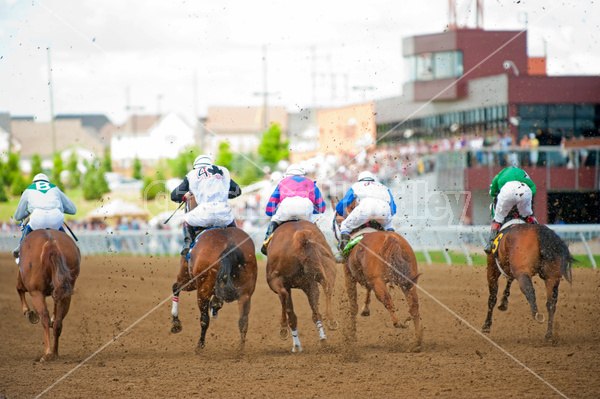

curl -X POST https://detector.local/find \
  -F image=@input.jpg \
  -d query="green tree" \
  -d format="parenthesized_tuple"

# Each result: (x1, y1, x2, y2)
(30, 154, 43, 178)
(0, 175, 9, 202)
(168, 145, 200, 178)
(142, 167, 166, 201)
(257, 123, 289, 165)
(230, 153, 262, 186)
(82, 160, 110, 200)
(132, 157, 142, 180)
(102, 149, 112, 172)
(67, 151, 81, 188)
(51, 153, 65, 190)
(11, 172, 28, 196)
(5, 152, 20, 186)
(215, 141, 234, 168)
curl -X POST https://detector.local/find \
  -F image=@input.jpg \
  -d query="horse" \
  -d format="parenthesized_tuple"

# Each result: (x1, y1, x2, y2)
(482, 221, 574, 340)
(170, 195, 257, 352)
(265, 220, 338, 352)
(16, 228, 81, 361)
(332, 200, 422, 351)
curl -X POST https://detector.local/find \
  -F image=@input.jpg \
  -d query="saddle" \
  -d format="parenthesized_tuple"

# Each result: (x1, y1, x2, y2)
(186, 226, 221, 262)
(342, 221, 385, 257)
(263, 219, 299, 250)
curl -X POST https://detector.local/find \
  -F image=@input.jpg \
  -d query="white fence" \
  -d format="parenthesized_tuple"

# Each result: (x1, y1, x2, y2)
(1, 224, 598, 268)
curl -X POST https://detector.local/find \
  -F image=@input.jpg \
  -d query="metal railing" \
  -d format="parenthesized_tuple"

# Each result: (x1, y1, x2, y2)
(2, 223, 597, 268)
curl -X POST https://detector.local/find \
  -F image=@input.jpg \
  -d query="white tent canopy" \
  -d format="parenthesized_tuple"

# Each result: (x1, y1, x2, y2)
(87, 198, 148, 220)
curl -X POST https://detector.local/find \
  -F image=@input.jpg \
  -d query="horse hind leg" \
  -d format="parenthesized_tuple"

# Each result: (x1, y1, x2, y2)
(237, 294, 252, 351)
(401, 283, 422, 352)
(498, 278, 514, 311)
(544, 278, 561, 340)
(275, 286, 301, 352)
(361, 289, 372, 317)
(303, 282, 327, 344)
(51, 295, 72, 359)
(17, 271, 39, 324)
(516, 274, 543, 323)
(371, 279, 404, 328)
(195, 297, 211, 353)
(482, 258, 501, 334)
(30, 292, 53, 361)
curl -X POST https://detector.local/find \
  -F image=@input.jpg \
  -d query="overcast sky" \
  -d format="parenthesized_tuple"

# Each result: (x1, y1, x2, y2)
(0, 0, 598, 125)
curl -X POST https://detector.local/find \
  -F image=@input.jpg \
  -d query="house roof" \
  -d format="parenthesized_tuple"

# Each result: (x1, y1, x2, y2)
(120, 114, 162, 133)
(55, 114, 113, 132)
(0, 112, 11, 134)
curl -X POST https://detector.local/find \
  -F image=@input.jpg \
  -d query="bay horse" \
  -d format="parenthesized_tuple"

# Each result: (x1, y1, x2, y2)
(16, 229, 80, 361)
(265, 220, 338, 352)
(332, 200, 421, 351)
(170, 204, 257, 352)
(482, 222, 574, 340)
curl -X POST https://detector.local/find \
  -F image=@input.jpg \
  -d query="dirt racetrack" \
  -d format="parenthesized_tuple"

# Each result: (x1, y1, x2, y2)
(1, 252, 599, 399)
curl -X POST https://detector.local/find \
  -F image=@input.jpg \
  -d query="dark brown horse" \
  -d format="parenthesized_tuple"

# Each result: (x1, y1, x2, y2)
(482, 223, 573, 339)
(343, 230, 422, 350)
(16, 229, 81, 361)
(171, 226, 257, 352)
(266, 220, 338, 352)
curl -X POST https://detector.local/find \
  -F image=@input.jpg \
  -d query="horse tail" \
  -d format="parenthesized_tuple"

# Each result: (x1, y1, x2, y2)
(215, 244, 245, 303)
(293, 230, 336, 276)
(380, 234, 419, 289)
(538, 225, 574, 285)
(41, 240, 74, 298)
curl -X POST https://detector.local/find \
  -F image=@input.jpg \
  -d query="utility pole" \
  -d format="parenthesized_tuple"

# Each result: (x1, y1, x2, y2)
(47, 47, 56, 154)
(125, 87, 144, 135)
(311, 45, 317, 108)
(262, 44, 268, 131)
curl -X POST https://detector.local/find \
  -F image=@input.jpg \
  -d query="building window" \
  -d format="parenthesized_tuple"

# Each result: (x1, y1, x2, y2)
(405, 51, 463, 82)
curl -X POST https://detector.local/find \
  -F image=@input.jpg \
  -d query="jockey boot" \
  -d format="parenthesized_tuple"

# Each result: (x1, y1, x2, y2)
(525, 215, 538, 225)
(484, 222, 502, 255)
(261, 221, 279, 256)
(180, 225, 194, 256)
(13, 225, 32, 258)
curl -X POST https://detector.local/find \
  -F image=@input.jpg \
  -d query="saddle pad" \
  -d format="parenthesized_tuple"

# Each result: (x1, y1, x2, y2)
(343, 235, 365, 257)
(350, 227, 379, 240)
(492, 220, 525, 256)
(187, 226, 220, 261)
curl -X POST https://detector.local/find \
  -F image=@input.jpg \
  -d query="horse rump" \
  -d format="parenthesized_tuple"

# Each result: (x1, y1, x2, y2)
(292, 230, 336, 270)
(214, 244, 246, 303)
(380, 234, 419, 289)
(537, 225, 574, 284)
(41, 240, 75, 298)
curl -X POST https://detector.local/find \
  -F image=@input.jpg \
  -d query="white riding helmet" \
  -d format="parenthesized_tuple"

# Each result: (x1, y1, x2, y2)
(285, 163, 306, 177)
(193, 154, 213, 169)
(33, 173, 49, 183)
(358, 171, 375, 182)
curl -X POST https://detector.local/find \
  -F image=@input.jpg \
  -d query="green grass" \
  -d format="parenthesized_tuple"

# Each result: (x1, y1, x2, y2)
(415, 250, 600, 268)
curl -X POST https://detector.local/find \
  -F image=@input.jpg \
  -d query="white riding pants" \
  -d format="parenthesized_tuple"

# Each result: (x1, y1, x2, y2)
(271, 196, 316, 224)
(340, 197, 392, 233)
(28, 208, 64, 230)
(494, 180, 533, 224)
(185, 201, 234, 227)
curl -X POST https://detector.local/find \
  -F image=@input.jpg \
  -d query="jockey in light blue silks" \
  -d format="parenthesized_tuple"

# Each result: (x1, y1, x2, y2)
(13, 173, 77, 259)
(335, 171, 397, 259)
(170, 154, 242, 256)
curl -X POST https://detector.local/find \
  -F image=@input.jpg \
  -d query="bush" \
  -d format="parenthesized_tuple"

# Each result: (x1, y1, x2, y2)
(133, 157, 142, 180)
(82, 161, 109, 200)
(30, 154, 43, 178)
(142, 168, 167, 201)
(11, 173, 28, 196)
(0, 175, 8, 202)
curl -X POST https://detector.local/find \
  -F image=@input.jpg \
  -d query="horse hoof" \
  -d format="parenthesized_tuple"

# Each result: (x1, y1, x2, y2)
(26, 311, 40, 324)
(360, 310, 370, 317)
(40, 353, 54, 362)
(171, 320, 182, 334)
(545, 332, 553, 340)
(394, 321, 408, 329)
(498, 303, 508, 312)
(482, 326, 491, 334)
(195, 344, 205, 354)
(292, 345, 303, 353)
(534, 312, 546, 324)
(327, 319, 339, 330)
(279, 327, 290, 341)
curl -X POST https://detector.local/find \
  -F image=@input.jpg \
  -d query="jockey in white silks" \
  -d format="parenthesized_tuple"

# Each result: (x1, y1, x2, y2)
(170, 154, 241, 256)
(13, 173, 77, 259)
(335, 171, 397, 258)
(260, 164, 326, 255)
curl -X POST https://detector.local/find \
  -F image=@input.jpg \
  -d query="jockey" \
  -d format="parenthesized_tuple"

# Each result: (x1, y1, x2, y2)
(170, 154, 241, 256)
(261, 163, 326, 255)
(13, 173, 76, 258)
(484, 166, 537, 255)
(335, 171, 397, 257)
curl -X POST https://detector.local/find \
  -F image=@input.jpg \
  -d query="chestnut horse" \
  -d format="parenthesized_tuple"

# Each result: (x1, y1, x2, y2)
(332, 200, 421, 350)
(482, 223, 573, 339)
(266, 220, 338, 352)
(170, 225, 257, 352)
(16, 229, 80, 361)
